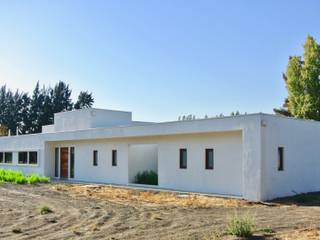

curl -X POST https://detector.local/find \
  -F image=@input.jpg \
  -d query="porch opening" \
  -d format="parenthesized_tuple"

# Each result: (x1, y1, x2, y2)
(128, 144, 158, 185)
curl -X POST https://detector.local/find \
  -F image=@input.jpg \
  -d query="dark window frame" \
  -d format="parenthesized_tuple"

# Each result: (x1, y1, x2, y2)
(112, 149, 117, 166)
(29, 151, 38, 165)
(278, 147, 284, 171)
(93, 150, 98, 166)
(4, 152, 12, 164)
(0, 152, 3, 163)
(179, 148, 187, 169)
(54, 148, 59, 177)
(205, 148, 214, 170)
(70, 147, 75, 178)
(18, 152, 28, 164)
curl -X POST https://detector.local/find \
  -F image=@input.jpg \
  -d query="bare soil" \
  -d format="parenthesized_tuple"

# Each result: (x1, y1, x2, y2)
(0, 183, 320, 240)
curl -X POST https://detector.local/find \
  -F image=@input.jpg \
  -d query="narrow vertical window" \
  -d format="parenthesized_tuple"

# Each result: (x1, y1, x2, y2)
(29, 151, 38, 165)
(4, 152, 12, 164)
(55, 148, 59, 177)
(179, 149, 187, 169)
(205, 149, 214, 170)
(18, 152, 28, 164)
(70, 147, 75, 178)
(112, 149, 117, 166)
(278, 147, 284, 171)
(93, 150, 98, 166)
(0, 152, 3, 163)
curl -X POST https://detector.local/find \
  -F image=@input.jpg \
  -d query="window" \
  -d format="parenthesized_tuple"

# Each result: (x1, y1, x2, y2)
(278, 147, 284, 171)
(29, 152, 38, 165)
(93, 150, 98, 166)
(205, 149, 214, 170)
(0, 152, 3, 163)
(18, 152, 28, 164)
(112, 150, 117, 166)
(5, 152, 12, 164)
(55, 148, 59, 177)
(70, 147, 75, 178)
(179, 149, 187, 169)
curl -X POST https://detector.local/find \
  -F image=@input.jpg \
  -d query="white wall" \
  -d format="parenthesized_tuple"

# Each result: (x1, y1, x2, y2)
(261, 115, 320, 200)
(53, 109, 132, 132)
(158, 131, 243, 196)
(128, 144, 158, 183)
(0, 134, 44, 175)
(49, 140, 129, 185)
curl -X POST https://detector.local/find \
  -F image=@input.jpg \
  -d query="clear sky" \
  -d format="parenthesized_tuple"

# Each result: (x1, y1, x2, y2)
(0, 1, 319, 122)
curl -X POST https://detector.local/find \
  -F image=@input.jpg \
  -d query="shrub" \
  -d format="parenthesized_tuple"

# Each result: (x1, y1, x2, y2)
(226, 213, 255, 237)
(40, 205, 53, 215)
(134, 170, 158, 185)
(0, 169, 50, 184)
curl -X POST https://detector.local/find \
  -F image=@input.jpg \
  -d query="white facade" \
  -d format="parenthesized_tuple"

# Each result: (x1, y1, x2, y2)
(1, 108, 320, 201)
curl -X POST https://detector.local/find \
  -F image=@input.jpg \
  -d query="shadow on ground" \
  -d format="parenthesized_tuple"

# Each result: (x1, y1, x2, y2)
(272, 192, 320, 206)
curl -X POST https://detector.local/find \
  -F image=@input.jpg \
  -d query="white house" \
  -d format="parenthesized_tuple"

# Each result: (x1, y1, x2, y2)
(0, 108, 320, 201)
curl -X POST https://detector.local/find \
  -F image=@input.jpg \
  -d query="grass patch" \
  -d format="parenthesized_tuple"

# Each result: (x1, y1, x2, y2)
(134, 170, 158, 185)
(260, 227, 275, 234)
(0, 169, 49, 184)
(226, 213, 255, 237)
(12, 228, 22, 234)
(40, 205, 53, 215)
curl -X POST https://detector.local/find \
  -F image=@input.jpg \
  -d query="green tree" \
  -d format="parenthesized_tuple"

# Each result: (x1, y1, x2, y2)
(275, 36, 320, 120)
(74, 91, 94, 109)
(51, 81, 73, 113)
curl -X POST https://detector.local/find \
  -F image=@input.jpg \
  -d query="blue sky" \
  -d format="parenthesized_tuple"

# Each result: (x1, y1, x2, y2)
(0, 1, 319, 122)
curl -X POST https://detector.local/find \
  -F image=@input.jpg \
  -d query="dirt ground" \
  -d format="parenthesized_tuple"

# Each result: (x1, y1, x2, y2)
(0, 183, 320, 240)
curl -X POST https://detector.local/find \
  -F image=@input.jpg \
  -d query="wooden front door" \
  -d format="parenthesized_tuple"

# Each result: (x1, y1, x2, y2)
(60, 148, 69, 178)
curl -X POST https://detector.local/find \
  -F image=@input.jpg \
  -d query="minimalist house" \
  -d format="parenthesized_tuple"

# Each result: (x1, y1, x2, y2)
(0, 108, 320, 201)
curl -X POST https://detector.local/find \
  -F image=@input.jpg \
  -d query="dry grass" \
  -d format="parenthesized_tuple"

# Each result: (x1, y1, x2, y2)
(276, 228, 320, 240)
(53, 183, 252, 208)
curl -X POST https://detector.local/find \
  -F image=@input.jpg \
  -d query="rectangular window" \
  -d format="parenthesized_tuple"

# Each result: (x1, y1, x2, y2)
(278, 147, 284, 171)
(18, 152, 28, 164)
(112, 150, 117, 166)
(29, 151, 38, 165)
(93, 150, 98, 166)
(0, 152, 4, 163)
(205, 149, 214, 170)
(179, 149, 187, 169)
(5, 152, 12, 164)
(55, 148, 59, 177)
(70, 147, 75, 178)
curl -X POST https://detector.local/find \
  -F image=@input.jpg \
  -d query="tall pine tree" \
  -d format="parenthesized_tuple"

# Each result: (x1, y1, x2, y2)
(274, 35, 320, 120)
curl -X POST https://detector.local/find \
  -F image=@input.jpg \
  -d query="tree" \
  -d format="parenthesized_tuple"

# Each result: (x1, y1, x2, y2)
(74, 91, 94, 109)
(51, 81, 73, 114)
(0, 81, 95, 134)
(274, 36, 320, 120)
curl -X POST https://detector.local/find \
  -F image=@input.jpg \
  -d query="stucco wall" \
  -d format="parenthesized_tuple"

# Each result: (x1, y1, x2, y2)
(261, 115, 320, 200)
(49, 140, 129, 184)
(128, 144, 158, 183)
(0, 134, 45, 175)
(158, 131, 243, 196)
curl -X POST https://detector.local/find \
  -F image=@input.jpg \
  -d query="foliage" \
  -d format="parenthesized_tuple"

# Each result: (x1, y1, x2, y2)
(74, 91, 94, 109)
(226, 213, 255, 237)
(0, 169, 50, 184)
(134, 170, 158, 185)
(0, 81, 95, 135)
(275, 35, 320, 120)
(40, 205, 53, 215)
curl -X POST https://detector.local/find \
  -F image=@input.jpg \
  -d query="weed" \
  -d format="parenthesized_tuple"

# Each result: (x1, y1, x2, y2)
(40, 205, 53, 215)
(226, 213, 255, 237)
